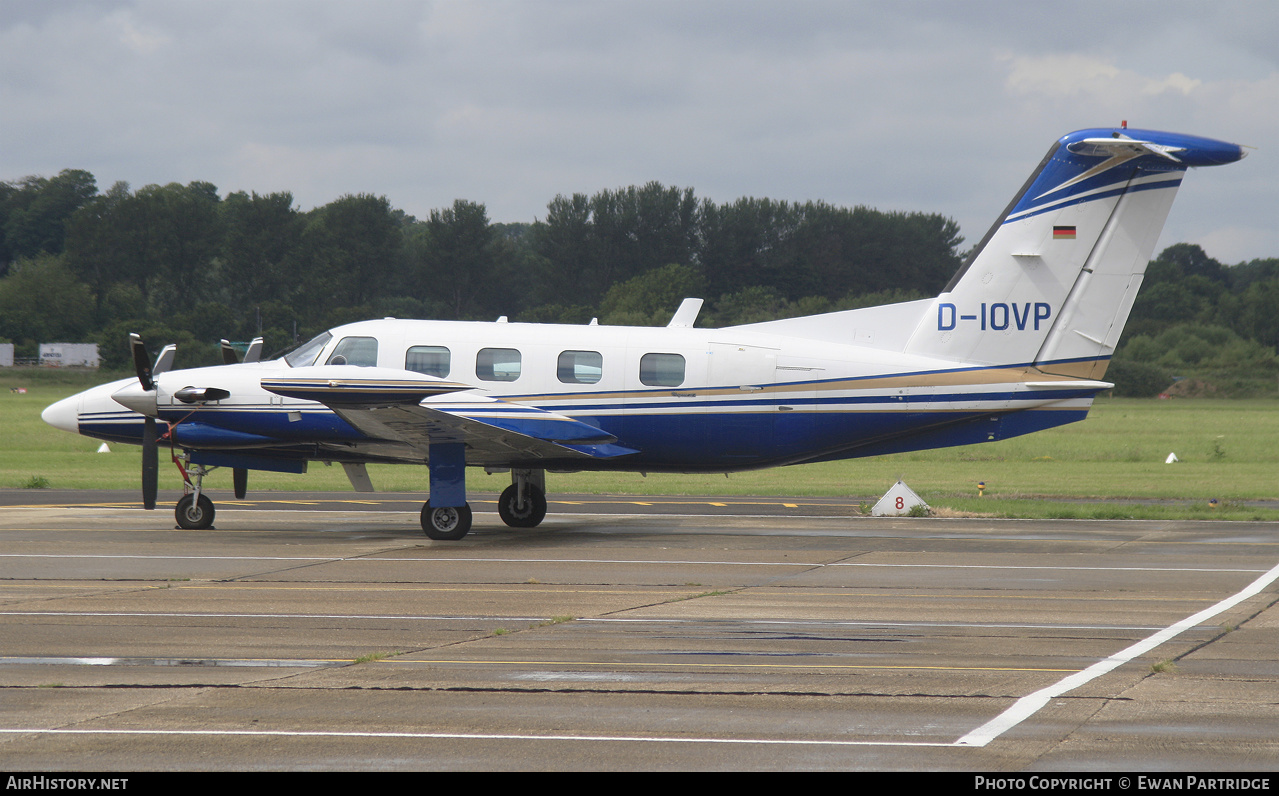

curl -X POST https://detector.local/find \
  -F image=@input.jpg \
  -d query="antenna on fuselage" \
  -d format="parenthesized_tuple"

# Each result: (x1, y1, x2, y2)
(667, 298, 704, 328)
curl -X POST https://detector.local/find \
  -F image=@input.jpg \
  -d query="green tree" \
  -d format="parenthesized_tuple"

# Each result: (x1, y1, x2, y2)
(294, 194, 402, 325)
(0, 254, 95, 350)
(599, 263, 706, 326)
(1234, 277, 1279, 349)
(64, 180, 223, 315)
(219, 191, 303, 327)
(534, 183, 699, 307)
(0, 169, 98, 272)
(407, 199, 495, 319)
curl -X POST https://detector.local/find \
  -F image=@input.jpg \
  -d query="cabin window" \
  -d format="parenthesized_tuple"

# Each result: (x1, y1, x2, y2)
(476, 347, 521, 381)
(406, 345, 451, 378)
(557, 350, 603, 384)
(284, 332, 331, 368)
(326, 336, 378, 367)
(639, 352, 685, 387)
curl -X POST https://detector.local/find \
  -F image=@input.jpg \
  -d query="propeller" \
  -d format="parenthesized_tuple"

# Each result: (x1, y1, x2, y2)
(121, 334, 238, 510)
(130, 333, 155, 392)
(141, 410, 158, 511)
(127, 334, 160, 511)
(243, 337, 263, 363)
(219, 336, 264, 365)
(153, 344, 176, 376)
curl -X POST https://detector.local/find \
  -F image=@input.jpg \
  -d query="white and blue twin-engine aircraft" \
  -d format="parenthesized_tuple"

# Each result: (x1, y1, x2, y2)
(43, 126, 1245, 539)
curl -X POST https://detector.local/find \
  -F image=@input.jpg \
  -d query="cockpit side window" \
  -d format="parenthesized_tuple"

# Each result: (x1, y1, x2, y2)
(283, 332, 332, 368)
(326, 336, 379, 367)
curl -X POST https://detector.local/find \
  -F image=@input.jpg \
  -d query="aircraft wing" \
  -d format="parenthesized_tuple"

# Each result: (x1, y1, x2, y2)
(330, 401, 638, 465)
(261, 374, 637, 465)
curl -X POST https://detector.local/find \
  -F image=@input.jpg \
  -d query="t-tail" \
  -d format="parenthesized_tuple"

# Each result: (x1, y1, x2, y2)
(902, 126, 1246, 378)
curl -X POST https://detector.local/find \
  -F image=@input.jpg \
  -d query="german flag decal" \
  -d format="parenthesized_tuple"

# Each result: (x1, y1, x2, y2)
(1053, 225, 1077, 240)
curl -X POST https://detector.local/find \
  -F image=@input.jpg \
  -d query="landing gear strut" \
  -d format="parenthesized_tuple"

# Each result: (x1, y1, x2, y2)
(421, 441, 471, 540)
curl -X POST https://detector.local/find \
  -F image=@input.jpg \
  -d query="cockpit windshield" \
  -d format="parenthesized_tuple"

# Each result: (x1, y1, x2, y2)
(283, 332, 332, 368)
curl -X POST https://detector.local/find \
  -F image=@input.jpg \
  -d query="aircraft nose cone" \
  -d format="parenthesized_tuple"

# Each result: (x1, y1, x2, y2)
(42, 395, 81, 433)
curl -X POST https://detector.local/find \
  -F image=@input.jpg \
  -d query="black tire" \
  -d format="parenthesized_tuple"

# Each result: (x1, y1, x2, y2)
(498, 483, 547, 528)
(421, 501, 472, 540)
(175, 493, 215, 530)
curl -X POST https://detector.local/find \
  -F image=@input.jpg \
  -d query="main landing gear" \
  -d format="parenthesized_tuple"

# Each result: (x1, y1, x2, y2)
(498, 482, 546, 527)
(419, 467, 548, 541)
(421, 502, 472, 541)
(497, 468, 548, 529)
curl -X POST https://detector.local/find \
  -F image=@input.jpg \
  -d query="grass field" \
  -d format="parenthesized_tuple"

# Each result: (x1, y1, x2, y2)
(3, 368, 1277, 520)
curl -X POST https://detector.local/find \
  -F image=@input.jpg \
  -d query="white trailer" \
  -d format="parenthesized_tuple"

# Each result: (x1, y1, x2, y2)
(39, 343, 101, 368)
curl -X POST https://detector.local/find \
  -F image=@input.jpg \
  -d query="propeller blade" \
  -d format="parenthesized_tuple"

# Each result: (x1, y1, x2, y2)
(233, 468, 247, 500)
(141, 417, 158, 511)
(153, 344, 176, 376)
(220, 339, 239, 365)
(129, 333, 154, 392)
(243, 337, 264, 363)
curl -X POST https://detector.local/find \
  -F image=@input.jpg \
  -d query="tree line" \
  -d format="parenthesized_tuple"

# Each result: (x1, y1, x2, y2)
(1109, 243, 1279, 396)
(1, 168, 1276, 395)
(0, 171, 961, 367)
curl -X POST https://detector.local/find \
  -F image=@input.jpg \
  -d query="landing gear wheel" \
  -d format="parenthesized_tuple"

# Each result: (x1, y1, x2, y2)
(175, 493, 215, 530)
(421, 501, 472, 540)
(498, 483, 547, 528)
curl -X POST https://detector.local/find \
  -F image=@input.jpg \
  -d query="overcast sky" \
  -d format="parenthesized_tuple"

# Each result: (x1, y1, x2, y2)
(3, 0, 1277, 264)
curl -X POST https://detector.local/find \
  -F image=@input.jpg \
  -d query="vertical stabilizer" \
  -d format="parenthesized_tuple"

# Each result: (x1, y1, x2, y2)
(903, 128, 1244, 375)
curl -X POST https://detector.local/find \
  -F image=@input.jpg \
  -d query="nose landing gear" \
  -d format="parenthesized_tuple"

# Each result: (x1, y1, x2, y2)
(174, 454, 216, 530)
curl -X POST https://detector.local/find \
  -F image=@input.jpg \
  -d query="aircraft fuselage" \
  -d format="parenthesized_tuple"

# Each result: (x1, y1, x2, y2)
(49, 317, 1097, 474)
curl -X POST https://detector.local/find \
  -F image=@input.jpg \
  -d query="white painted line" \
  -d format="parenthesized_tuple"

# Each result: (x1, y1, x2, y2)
(0, 553, 338, 561)
(955, 558, 1279, 747)
(0, 612, 546, 622)
(830, 563, 1268, 573)
(1, 656, 339, 668)
(0, 727, 953, 747)
(0, 552, 1263, 573)
(582, 618, 1163, 631)
(0, 612, 1161, 632)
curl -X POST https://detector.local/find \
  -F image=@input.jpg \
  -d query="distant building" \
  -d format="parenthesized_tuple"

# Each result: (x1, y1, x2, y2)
(39, 343, 101, 368)
(0, 343, 12, 367)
